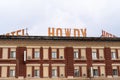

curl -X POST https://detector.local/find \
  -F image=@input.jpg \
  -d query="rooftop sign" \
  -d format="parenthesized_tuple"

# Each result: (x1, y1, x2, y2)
(5, 29, 25, 36)
(102, 30, 116, 38)
(48, 27, 87, 37)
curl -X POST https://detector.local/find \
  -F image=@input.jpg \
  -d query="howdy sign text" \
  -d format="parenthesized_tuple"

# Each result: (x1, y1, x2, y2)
(48, 27, 87, 37)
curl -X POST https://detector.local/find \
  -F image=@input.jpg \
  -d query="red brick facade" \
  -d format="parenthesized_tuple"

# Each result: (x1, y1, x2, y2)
(0, 36, 120, 80)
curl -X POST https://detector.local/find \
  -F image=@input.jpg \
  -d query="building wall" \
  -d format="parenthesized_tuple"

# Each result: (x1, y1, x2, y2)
(0, 39, 120, 80)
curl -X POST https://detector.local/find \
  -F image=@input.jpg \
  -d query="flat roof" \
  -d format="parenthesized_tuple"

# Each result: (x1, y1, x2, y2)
(0, 35, 120, 42)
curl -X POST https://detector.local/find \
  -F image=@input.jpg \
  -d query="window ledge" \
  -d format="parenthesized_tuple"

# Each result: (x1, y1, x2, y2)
(51, 59, 65, 60)
(9, 58, 16, 60)
(8, 77, 16, 78)
(112, 59, 120, 60)
(52, 77, 58, 78)
(27, 59, 40, 60)
(74, 59, 87, 60)
(92, 58, 98, 60)
(92, 59, 105, 60)
(59, 76, 65, 78)
(42, 59, 49, 60)
(33, 77, 40, 78)
(93, 76, 99, 77)
(74, 76, 80, 77)
(74, 59, 81, 60)
(0, 59, 16, 60)
(99, 59, 105, 60)
(113, 75, 118, 77)
(81, 59, 87, 60)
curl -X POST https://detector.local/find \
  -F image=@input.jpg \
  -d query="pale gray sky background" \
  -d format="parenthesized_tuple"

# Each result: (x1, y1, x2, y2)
(0, 0, 120, 37)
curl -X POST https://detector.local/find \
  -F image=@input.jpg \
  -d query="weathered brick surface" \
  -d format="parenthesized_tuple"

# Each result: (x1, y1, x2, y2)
(0, 39, 120, 80)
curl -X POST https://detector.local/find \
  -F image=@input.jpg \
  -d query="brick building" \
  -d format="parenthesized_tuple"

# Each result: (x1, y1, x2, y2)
(0, 35, 120, 80)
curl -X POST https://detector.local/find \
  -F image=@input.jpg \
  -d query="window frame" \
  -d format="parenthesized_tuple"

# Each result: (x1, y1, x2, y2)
(74, 69, 80, 77)
(93, 69, 98, 77)
(111, 52, 116, 59)
(34, 51, 40, 58)
(74, 51, 79, 59)
(10, 51, 16, 58)
(52, 52, 57, 59)
(9, 69, 15, 77)
(113, 69, 118, 76)
(92, 52, 97, 60)
(34, 69, 39, 77)
(52, 69, 57, 77)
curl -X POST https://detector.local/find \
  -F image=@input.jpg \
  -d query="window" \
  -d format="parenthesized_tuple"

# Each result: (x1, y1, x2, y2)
(52, 69, 57, 77)
(113, 69, 118, 76)
(9, 69, 15, 77)
(34, 51, 40, 58)
(92, 52, 97, 59)
(74, 51, 79, 59)
(34, 70, 39, 77)
(111, 52, 116, 59)
(74, 69, 79, 77)
(52, 52, 57, 59)
(10, 51, 16, 58)
(93, 69, 98, 76)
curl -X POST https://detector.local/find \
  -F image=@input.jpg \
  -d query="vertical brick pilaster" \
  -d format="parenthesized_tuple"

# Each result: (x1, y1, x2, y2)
(16, 47, 26, 77)
(116, 49, 118, 59)
(40, 47, 43, 60)
(0, 48, 2, 58)
(79, 66, 82, 77)
(32, 66, 34, 77)
(40, 65, 43, 78)
(49, 47, 52, 60)
(79, 49, 81, 59)
(7, 66, 10, 77)
(49, 64, 52, 78)
(65, 64, 67, 78)
(117, 66, 120, 76)
(15, 66, 18, 78)
(57, 49, 59, 59)
(65, 47, 74, 77)
(98, 66, 100, 76)
(64, 48, 67, 78)
(57, 66, 59, 77)
(86, 48, 92, 78)
(97, 49, 99, 59)
(32, 48, 34, 59)
(8, 48, 11, 58)
(104, 47, 112, 77)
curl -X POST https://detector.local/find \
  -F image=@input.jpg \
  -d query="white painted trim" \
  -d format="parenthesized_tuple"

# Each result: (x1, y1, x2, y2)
(26, 46, 40, 48)
(92, 64, 105, 66)
(51, 64, 65, 66)
(107, 75, 112, 78)
(91, 47, 104, 49)
(51, 46, 65, 48)
(112, 64, 120, 66)
(73, 46, 86, 48)
(24, 51, 26, 62)
(26, 64, 41, 66)
(110, 47, 120, 49)
(43, 64, 49, 66)
(90, 67, 93, 77)
(67, 76, 73, 78)
(74, 64, 87, 66)
(0, 46, 17, 48)
(42, 46, 49, 48)
(0, 64, 16, 66)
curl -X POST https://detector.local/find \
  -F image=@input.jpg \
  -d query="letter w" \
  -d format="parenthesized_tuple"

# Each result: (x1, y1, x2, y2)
(65, 29, 71, 37)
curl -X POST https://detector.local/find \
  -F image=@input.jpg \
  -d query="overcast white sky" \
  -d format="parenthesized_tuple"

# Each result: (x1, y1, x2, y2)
(0, 0, 120, 37)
